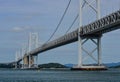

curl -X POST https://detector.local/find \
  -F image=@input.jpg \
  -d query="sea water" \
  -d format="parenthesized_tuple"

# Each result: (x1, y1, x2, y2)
(0, 68, 120, 82)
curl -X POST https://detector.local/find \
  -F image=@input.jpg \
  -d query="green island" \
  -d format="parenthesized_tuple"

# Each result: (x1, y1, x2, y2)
(0, 63, 68, 69)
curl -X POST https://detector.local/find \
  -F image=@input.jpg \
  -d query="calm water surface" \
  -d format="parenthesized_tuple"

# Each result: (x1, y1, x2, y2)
(0, 68, 120, 82)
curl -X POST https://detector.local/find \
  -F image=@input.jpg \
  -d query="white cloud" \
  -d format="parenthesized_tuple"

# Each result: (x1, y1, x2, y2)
(12, 27, 23, 32)
(24, 26, 30, 29)
(12, 26, 31, 32)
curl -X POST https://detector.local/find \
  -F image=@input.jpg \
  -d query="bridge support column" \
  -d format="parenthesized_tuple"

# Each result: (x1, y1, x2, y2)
(27, 55, 38, 68)
(98, 37, 102, 66)
(15, 62, 18, 69)
(72, 35, 107, 70)
(30, 55, 38, 68)
(28, 55, 34, 68)
(78, 36, 82, 67)
(29, 55, 31, 68)
(78, 0, 83, 68)
(15, 51, 20, 69)
(23, 55, 29, 68)
(28, 32, 39, 69)
(71, 0, 107, 70)
(35, 55, 38, 68)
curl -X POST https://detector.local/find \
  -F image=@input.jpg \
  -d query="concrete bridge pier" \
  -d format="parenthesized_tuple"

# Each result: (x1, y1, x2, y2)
(28, 55, 34, 68)
(23, 55, 29, 68)
(22, 54, 38, 69)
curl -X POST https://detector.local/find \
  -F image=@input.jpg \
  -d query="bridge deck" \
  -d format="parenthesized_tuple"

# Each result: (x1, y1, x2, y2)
(17, 10, 120, 63)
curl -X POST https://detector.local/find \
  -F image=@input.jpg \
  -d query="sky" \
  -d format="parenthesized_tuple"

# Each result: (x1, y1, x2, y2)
(0, 0, 120, 65)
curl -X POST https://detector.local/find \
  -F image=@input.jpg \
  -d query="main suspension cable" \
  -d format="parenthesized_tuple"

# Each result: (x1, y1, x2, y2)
(45, 0, 71, 43)
(65, 14, 79, 34)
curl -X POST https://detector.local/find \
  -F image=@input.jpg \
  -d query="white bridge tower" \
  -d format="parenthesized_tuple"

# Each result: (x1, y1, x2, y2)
(76, 0, 106, 70)
(28, 32, 39, 68)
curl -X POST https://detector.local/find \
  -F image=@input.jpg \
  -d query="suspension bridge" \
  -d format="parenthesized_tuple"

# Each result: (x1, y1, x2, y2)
(10, 0, 120, 70)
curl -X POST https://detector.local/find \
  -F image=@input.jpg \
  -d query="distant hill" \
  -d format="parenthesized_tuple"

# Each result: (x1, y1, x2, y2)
(64, 64, 75, 68)
(38, 63, 67, 68)
(0, 63, 14, 68)
(0, 63, 67, 69)
(64, 62, 120, 68)
(112, 65, 120, 68)
(0, 62, 120, 69)
(105, 62, 120, 68)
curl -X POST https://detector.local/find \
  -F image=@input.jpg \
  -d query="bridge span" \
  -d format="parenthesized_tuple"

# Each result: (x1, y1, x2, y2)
(15, 9, 120, 64)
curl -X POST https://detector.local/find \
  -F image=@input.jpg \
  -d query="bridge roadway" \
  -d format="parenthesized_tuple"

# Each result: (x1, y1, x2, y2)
(16, 10, 120, 63)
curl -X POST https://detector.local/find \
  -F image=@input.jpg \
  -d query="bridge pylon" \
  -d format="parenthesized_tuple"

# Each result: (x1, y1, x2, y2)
(28, 32, 39, 68)
(15, 51, 21, 69)
(73, 0, 107, 70)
